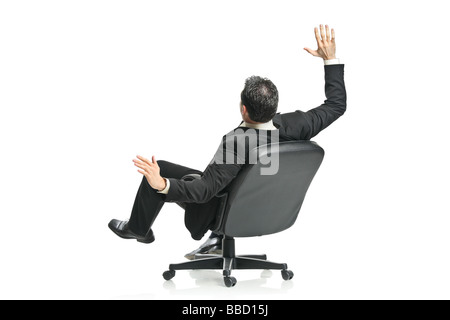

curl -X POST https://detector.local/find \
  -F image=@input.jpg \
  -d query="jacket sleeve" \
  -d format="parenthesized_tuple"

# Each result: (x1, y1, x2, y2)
(164, 162, 242, 203)
(274, 64, 347, 140)
(163, 129, 251, 203)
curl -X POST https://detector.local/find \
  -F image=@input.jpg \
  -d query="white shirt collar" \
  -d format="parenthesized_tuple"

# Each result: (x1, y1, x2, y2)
(239, 120, 277, 130)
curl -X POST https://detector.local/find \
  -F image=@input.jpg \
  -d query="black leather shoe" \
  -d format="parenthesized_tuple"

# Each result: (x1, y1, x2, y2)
(184, 236, 223, 260)
(108, 219, 155, 244)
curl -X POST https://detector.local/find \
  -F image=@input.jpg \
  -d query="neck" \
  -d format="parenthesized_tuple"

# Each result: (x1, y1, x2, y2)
(243, 115, 263, 125)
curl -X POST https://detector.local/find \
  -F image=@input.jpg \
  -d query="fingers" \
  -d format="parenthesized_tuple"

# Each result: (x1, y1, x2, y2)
(136, 155, 159, 166)
(315, 24, 334, 42)
(134, 161, 147, 170)
(134, 155, 159, 173)
(314, 27, 321, 44)
(137, 155, 152, 165)
(320, 24, 326, 42)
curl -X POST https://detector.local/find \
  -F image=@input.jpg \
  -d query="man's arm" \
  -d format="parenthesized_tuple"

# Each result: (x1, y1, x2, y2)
(274, 64, 346, 140)
(164, 162, 242, 203)
(133, 143, 243, 204)
(274, 25, 346, 140)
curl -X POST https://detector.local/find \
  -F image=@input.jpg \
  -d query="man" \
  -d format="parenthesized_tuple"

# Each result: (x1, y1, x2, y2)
(109, 25, 346, 259)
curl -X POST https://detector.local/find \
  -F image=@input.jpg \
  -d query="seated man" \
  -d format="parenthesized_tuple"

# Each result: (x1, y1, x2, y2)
(108, 25, 347, 259)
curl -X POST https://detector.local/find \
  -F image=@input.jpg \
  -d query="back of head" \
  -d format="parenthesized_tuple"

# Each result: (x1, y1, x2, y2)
(241, 76, 279, 123)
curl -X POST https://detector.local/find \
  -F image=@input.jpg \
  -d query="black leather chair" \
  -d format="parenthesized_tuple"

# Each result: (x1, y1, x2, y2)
(163, 141, 325, 287)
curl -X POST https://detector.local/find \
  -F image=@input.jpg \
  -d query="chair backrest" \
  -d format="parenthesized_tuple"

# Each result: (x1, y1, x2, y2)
(214, 140, 325, 237)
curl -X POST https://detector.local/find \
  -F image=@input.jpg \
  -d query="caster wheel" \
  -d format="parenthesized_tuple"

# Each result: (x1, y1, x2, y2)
(163, 270, 176, 281)
(281, 270, 294, 281)
(224, 276, 237, 287)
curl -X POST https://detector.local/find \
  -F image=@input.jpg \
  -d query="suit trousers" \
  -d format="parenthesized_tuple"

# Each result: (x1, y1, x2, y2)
(128, 160, 203, 237)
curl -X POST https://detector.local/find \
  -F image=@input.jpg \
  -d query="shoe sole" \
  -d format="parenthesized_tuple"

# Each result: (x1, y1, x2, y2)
(137, 237, 155, 244)
(108, 223, 155, 244)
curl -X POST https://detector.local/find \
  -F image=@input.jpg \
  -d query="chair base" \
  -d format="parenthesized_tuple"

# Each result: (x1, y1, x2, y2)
(162, 236, 294, 287)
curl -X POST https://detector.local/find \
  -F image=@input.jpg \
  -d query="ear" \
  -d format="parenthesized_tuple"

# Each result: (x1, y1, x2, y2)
(241, 104, 247, 115)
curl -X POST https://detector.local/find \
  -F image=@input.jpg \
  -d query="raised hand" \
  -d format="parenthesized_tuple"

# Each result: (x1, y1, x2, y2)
(304, 24, 336, 60)
(133, 155, 166, 191)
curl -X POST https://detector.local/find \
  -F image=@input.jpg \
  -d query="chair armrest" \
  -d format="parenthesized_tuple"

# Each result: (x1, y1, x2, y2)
(174, 174, 202, 210)
(181, 173, 202, 181)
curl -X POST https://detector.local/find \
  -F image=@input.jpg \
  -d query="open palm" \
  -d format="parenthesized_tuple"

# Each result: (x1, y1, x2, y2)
(304, 24, 336, 60)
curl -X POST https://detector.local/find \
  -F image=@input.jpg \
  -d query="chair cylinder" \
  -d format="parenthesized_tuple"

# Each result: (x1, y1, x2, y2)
(222, 236, 236, 258)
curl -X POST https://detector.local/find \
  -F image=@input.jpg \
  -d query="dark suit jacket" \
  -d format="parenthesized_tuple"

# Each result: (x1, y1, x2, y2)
(164, 64, 346, 239)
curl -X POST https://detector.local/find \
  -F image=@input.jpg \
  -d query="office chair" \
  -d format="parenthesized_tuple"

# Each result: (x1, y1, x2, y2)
(163, 140, 325, 287)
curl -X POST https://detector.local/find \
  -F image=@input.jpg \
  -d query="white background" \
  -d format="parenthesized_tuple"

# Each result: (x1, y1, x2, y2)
(1, 0, 449, 300)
